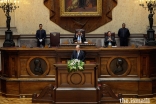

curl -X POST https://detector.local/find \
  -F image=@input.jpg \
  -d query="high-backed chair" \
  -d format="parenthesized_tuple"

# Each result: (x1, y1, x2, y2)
(74, 29, 86, 42)
(50, 32, 60, 47)
(104, 32, 115, 37)
(75, 29, 85, 36)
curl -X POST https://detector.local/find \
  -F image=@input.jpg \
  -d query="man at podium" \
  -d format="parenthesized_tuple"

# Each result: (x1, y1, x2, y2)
(73, 30, 86, 43)
(71, 45, 85, 61)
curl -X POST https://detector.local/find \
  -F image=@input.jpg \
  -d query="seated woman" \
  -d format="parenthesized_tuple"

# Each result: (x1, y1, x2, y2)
(104, 31, 116, 47)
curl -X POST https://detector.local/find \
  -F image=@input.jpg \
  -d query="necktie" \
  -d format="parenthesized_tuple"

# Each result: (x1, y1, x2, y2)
(77, 51, 79, 59)
(79, 36, 81, 42)
(78, 36, 80, 41)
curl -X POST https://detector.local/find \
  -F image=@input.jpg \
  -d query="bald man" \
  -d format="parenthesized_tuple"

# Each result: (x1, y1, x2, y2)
(71, 45, 85, 61)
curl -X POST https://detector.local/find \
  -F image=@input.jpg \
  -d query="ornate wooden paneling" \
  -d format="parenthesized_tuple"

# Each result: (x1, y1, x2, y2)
(6, 81, 19, 95)
(0, 79, 1, 95)
(100, 57, 111, 76)
(103, 82, 138, 94)
(20, 82, 55, 95)
(1, 51, 10, 77)
(46, 57, 56, 76)
(20, 58, 29, 77)
(58, 70, 95, 87)
(140, 56, 149, 77)
(127, 57, 138, 76)
(99, 84, 122, 103)
(1, 47, 156, 97)
(54, 64, 98, 103)
(149, 50, 156, 77)
(55, 64, 97, 88)
(10, 57, 16, 77)
(152, 80, 156, 94)
(27, 57, 50, 77)
(19, 56, 56, 78)
(101, 80, 153, 97)
(138, 81, 152, 95)
(100, 56, 139, 77)
(55, 90, 97, 102)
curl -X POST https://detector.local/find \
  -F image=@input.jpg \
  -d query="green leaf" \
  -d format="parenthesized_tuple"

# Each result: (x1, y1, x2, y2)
(67, 59, 84, 72)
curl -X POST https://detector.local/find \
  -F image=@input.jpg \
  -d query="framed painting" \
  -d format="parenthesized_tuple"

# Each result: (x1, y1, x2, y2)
(60, 0, 102, 17)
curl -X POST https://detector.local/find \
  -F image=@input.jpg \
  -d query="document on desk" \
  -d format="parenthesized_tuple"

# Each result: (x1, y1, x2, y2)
(84, 42, 88, 44)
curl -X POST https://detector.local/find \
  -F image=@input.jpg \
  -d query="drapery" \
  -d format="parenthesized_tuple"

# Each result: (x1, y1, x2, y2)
(44, 0, 117, 33)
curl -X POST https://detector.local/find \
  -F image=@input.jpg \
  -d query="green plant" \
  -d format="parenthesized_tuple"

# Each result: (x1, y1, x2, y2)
(67, 59, 84, 72)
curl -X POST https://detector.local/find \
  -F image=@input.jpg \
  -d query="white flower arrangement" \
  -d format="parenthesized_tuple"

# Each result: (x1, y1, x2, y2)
(67, 59, 84, 72)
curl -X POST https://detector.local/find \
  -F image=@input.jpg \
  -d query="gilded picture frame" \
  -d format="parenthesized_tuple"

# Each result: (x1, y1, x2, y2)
(60, 0, 102, 17)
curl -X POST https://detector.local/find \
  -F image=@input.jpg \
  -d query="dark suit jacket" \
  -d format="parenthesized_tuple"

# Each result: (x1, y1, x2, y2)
(104, 36, 116, 46)
(71, 50, 85, 61)
(118, 28, 130, 39)
(36, 29, 46, 40)
(73, 34, 86, 43)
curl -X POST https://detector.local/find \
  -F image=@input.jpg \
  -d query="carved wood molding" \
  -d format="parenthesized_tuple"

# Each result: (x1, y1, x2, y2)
(107, 56, 131, 77)
(100, 84, 122, 103)
(44, 0, 117, 33)
(26, 56, 50, 77)
(32, 84, 55, 103)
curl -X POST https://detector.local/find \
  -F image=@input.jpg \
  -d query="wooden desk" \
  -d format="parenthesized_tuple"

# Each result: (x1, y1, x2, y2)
(0, 46, 156, 98)
(59, 43, 96, 48)
(54, 64, 98, 103)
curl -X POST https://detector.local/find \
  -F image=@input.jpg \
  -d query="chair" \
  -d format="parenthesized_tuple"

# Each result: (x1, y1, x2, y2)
(104, 32, 115, 37)
(75, 29, 85, 36)
(50, 32, 60, 47)
(75, 29, 86, 42)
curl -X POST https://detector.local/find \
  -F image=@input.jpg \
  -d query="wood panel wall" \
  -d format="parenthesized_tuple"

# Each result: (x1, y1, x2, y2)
(1, 47, 156, 97)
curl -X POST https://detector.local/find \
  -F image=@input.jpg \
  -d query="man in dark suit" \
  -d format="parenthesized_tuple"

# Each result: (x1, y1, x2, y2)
(104, 31, 116, 47)
(71, 45, 85, 61)
(36, 24, 46, 47)
(73, 30, 86, 43)
(118, 23, 130, 46)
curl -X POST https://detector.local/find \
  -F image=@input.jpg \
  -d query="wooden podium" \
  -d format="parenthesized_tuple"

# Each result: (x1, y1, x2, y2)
(54, 64, 98, 103)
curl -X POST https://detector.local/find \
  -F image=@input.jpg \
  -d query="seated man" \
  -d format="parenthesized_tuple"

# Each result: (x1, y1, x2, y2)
(73, 30, 86, 43)
(71, 45, 85, 61)
(104, 31, 116, 47)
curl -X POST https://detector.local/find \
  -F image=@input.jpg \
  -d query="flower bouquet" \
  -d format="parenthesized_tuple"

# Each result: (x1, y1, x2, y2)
(67, 59, 84, 72)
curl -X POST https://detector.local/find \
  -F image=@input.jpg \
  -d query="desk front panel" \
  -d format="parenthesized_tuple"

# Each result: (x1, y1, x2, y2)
(0, 47, 156, 97)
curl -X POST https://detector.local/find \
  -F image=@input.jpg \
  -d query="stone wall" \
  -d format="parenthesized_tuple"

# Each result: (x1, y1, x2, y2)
(0, 0, 153, 35)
